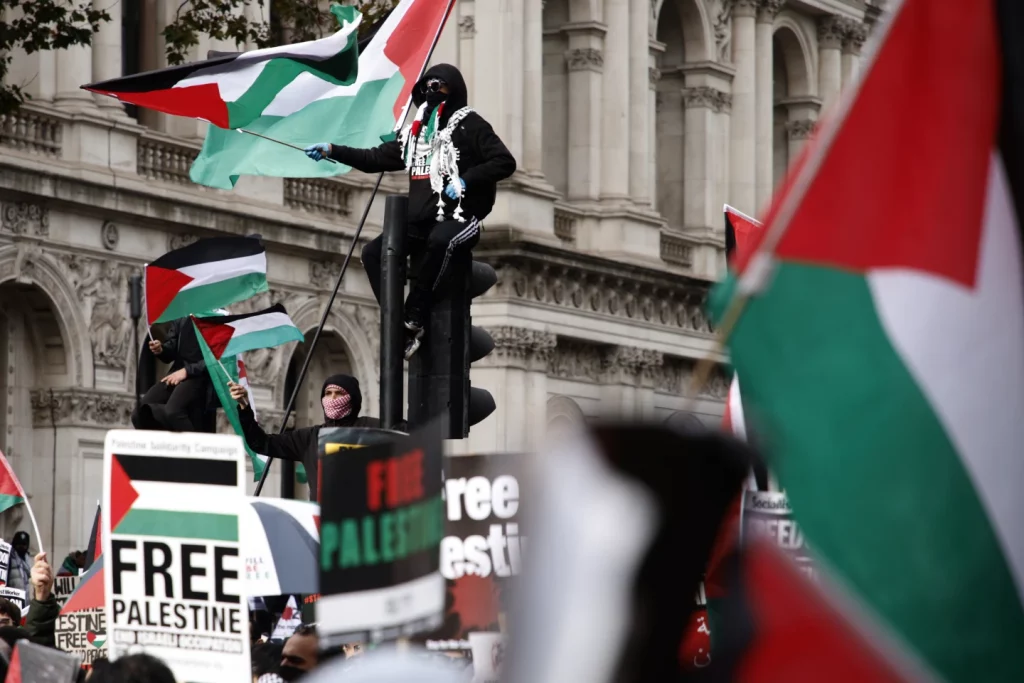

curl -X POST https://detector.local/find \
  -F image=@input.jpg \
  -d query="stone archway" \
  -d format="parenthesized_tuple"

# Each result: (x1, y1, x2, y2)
(773, 17, 817, 186)
(546, 395, 587, 437)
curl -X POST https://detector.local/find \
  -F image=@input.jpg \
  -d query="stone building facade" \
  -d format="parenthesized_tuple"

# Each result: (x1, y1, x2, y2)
(0, 0, 877, 557)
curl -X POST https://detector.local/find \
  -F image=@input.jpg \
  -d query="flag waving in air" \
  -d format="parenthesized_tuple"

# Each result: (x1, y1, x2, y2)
(717, 0, 1024, 679)
(145, 236, 268, 324)
(192, 304, 304, 361)
(0, 450, 28, 514)
(190, 0, 455, 189)
(82, 5, 362, 130)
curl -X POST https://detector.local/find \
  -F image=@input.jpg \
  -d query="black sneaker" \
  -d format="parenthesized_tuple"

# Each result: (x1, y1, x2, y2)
(404, 321, 424, 360)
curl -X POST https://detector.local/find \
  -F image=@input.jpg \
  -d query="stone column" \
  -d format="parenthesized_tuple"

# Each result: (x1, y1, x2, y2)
(817, 16, 844, 106)
(841, 20, 867, 90)
(54, 34, 95, 110)
(754, 0, 783, 211)
(459, 7, 476, 103)
(474, 0, 524, 161)
(565, 31, 604, 201)
(785, 118, 815, 164)
(648, 63, 660, 210)
(92, 0, 127, 114)
(728, 0, 757, 214)
(600, 0, 631, 202)
(683, 87, 731, 232)
(628, 0, 650, 204)
(523, 0, 545, 175)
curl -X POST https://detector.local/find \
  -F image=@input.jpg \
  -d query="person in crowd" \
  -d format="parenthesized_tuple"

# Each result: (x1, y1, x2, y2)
(7, 532, 31, 595)
(279, 624, 319, 681)
(252, 641, 283, 682)
(132, 315, 214, 432)
(343, 643, 365, 659)
(57, 550, 85, 577)
(0, 600, 19, 628)
(305, 64, 516, 359)
(88, 653, 176, 683)
(24, 551, 59, 647)
(227, 374, 379, 502)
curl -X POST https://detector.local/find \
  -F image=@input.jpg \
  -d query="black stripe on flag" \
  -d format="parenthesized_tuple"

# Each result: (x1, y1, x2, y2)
(725, 211, 738, 262)
(151, 235, 264, 271)
(996, 0, 1024, 239)
(193, 302, 288, 326)
(117, 454, 238, 487)
(84, 55, 240, 94)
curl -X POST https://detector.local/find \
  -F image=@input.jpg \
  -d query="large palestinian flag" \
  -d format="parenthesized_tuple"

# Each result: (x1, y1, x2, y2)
(82, 5, 362, 130)
(717, 0, 1024, 679)
(190, 0, 455, 189)
(146, 235, 267, 324)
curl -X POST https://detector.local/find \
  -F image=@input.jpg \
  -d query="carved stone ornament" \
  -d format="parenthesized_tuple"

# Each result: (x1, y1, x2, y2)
(548, 339, 606, 383)
(654, 357, 730, 400)
(168, 233, 199, 252)
(729, 0, 758, 19)
(1, 202, 49, 237)
(786, 118, 816, 140)
(842, 21, 869, 54)
(649, 67, 662, 88)
(101, 221, 119, 250)
(817, 15, 846, 49)
(682, 86, 732, 113)
(59, 254, 135, 370)
(485, 326, 558, 367)
(755, 0, 784, 22)
(565, 48, 604, 72)
(31, 388, 135, 427)
(309, 260, 342, 285)
(602, 346, 664, 385)
(459, 15, 475, 37)
(712, 0, 733, 63)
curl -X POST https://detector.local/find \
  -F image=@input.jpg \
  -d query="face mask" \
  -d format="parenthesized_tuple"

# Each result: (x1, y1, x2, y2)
(277, 665, 305, 682)
(322, 386, 352, 421)
(425, 89, 447, 107)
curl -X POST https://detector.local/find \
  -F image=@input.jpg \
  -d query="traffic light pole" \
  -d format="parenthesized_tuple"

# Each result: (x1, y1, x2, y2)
(379, 195, 408, 430)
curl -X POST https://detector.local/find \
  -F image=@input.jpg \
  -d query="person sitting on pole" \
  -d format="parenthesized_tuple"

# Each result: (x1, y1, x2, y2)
(304, 64, 516, 359)
(226, 374, 379, 502)
(132, 315, 214, 432)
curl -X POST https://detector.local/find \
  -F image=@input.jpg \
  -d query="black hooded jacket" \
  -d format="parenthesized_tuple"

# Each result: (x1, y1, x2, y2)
(235, 374, 379, 501)
(157, 317, 208, 379)
(327, 64, 516, 226)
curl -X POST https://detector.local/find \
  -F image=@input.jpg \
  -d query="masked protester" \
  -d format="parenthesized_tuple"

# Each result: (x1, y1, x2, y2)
(279, 624, 318, 682)
(7, 532, 30, 595)
(304, 64, 516, 359)
(227, 374, 379, 501)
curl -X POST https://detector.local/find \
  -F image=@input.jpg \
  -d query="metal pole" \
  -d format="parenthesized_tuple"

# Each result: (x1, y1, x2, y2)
(253, 173, 383, 497)
(379, 195, 408, 430)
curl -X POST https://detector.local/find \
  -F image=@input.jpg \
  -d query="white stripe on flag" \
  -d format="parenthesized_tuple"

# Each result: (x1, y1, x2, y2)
(228, 312, 296, 336)
(178, 252, 266, 290)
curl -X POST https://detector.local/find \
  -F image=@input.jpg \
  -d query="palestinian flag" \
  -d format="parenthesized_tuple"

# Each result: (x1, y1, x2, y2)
(724, 204, 762, 270)
(192, 304, 303, 360)
(711, 541, 926, 682)
(108, 451, 242, 541)
(146, 235, 267, 324)
(84, 503, 101, 570)
(717, 0, 1024, 679)
(190, 0, 455, 189)
(60, 555, 104, 615)
(0, 449, 28, 514)
(82, 5, 361, 130)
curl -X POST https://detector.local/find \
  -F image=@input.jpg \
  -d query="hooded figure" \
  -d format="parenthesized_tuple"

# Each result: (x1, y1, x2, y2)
(230, 374, 379, 501)
(304, 64, 516, 359)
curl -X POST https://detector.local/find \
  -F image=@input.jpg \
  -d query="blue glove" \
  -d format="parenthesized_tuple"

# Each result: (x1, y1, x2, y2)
(444, 178, 466, 200)
(304, 142, 332, 161)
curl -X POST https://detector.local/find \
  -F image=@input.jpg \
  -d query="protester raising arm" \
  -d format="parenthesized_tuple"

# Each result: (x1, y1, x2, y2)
(227, 381, 315, 465)
(24, 552, 59, 648)
(304, 139, 405, 173)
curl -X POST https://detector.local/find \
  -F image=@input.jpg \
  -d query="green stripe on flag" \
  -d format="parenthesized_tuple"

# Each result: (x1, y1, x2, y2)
(0, 494, 24, 515)
(157, 272, 268, 323)
(724, 264, 1024, 682)
(116, 509, 239, 542)
(223, 324, 304, 358)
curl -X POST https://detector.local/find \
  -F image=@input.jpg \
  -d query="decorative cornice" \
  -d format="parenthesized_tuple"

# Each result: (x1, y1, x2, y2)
(565, 48, 604, 72)
(484, 326, 557, 369)
(682, 86, 732, 113)
(729, 0, 757, 19)
(785, 118, 816, 140)
(168, 232, 199, 252)
(477, 245, 713, 335)
(755, 0, 784, 23)
(309, 260, 342, 284)
(1, 202, 49, 238)
(602, 346, 664, 385)
(30, 389, 135, 428)
(654, 357, 730, 400)
(817, 15, 846, 49)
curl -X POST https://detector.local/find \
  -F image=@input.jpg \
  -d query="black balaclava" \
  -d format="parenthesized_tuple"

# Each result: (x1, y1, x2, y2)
(320, 374, 362, 427)
(412, 63, 469, 127)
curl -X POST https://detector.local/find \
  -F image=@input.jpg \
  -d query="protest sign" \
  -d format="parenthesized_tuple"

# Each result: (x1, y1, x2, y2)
(0, 540, 10, 586)
(55, 607, 107, 666)
(469, 631, 505, 683)
(0, 585, 26, 616)
(102, 430, 250, 683)
(54, 575, 80, 610)
(740, 490, 816, 581)
(424, 453, 524, 649)
(317, 420, 445, 647)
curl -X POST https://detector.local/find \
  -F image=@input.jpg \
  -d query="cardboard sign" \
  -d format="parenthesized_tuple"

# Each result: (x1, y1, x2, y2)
(0, 585, 26, 617)
(425, 454, 524, 648)
(317, 420, 445, 647)
(102, 430, 250, 683)
(55, 608, 108, 666)
(54, 575, 80, 610)
(0, 540, 11, 586)
(740, 491, 816, 581)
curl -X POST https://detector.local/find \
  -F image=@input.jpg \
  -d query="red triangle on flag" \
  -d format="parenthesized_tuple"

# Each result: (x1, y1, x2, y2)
(61, 564, 104, 614)
(313, 514, 320, 534)
(146, 265, 194, 323)
(725, 205, 763, 269)
(6, 642, 21, 683)
(383, 0, 455, 122)
(109, 455, 139, 532)
(0, 450, 27, 500)
(193, 317, 235, 359)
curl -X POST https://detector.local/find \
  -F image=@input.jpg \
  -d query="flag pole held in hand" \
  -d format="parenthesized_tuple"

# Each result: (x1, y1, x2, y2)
(237, 129, 339, 164)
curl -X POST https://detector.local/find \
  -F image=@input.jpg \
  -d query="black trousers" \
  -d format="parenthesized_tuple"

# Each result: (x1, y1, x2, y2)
(131, 377, 207, 432)
(361, 217, 481, 324)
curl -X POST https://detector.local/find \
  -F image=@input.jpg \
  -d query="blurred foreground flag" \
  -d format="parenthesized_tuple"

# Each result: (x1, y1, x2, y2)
(716, 0, 1024, 680)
